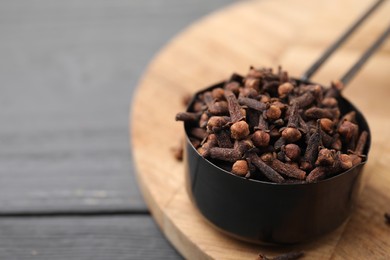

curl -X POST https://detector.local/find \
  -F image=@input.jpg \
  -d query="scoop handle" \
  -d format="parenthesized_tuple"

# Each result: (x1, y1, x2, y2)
(300, 0, 386, 82)
(339, 23, 390, 85)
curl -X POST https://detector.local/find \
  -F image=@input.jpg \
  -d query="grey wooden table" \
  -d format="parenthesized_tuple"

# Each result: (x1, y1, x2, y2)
(0, 0, 233, 259)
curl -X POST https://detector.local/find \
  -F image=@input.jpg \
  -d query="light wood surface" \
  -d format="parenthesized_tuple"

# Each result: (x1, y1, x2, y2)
(132, 0, 390, 259)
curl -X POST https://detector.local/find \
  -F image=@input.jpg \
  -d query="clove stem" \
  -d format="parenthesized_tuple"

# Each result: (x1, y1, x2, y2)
(248, 153, 285, 183)
(224, 89, 245, 123)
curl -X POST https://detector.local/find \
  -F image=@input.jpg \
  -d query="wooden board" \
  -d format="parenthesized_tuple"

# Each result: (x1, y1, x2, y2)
(131, 0, 390, 258)
(0, 216, 181, 259)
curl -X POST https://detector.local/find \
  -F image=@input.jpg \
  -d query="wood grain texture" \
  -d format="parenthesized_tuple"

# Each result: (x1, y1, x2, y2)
(0, 0, 233, 213)
(131, 0, 390, 259)
(0, 216, 182, 260)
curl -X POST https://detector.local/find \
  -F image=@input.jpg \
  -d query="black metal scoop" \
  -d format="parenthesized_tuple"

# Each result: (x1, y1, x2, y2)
(183, 0, 390, 244)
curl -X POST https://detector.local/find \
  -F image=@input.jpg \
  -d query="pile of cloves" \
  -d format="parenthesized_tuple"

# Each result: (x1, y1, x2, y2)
(176, 66, 368, 183)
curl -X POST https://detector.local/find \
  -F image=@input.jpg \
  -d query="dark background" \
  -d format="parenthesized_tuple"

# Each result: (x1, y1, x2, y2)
(0, 0, 234, 259)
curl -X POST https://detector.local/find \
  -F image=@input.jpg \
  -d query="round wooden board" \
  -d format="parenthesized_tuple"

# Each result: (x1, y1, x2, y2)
(131, 0, 390, 258)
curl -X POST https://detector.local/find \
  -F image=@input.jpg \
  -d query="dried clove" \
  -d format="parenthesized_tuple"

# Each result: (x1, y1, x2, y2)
(252, 114, 270, 147)
(229, 73, 244, 83)
(209, 147, 241, 162)
(197, 146, 208, 157)
(190, 128, 207, 140)
(287, 161, 300, 169)
(252, 130, 271, 147)
(257, 251, 304, 260)
(190, 138, 201, 149)
(332, 153, 353, 172)
(192, 100, 205, 112)
(304, 107, 339, 120)
(234, 139, 254, 154)
(301, 121, 321, 171)
(230, 121, 250, 140)
(278, 82, 294, 98)
(224, 89, 245, 123)
(207, 116, 228, 132)
(215, 130, 233, 148)
(265, 105, 282, 121)
(199, 113, 209, 128)
(238, 97, 268, 111)
(259, 94, 271, 103)
(274, 137, 286, 151)
(211, 88, 225, 101)
(262, 81, 280, 95)
(271, 100, 287, 112)
(225, 81, 240, 95)
(340, 111, 356, 123)
(325, 80, 344, 98)
(175, 112, 201, 122)
(231, 160, 249, 176)
(349, 130, 368, 166)
(355, 130, 368, 155)
(203, 91, 215, 109)
(282, 144, 301, 162)
(202, 91, 229, 115)
(315, 148, 336, 166)
(305, 166, 327, 183)
(269, 126, 282, 139)
(295, 83, 321, 95)
(321, 97, 338, 107)
(282, 103, 302, 142)
(307, 153, 353, 182)
(273, 118, 285, 127)
(198, 135, 218, 157)
(298, 116, 309, 135)
(244, 77, 260, 91)
(239, 87, 259, 98)
(261, 153, 306, 180)
(248, 152, 285, 183)
(277, 150, 286, 161)
(332, 135, 342, 151)
(208, 101, 229, 115)
(290, 91, 315, 108)
(247, 66, 264, 78)
(320, 118, 334, 134)
(338, 120, 359, 151)
(273, 251, 304, 260)
(278, 66, 289, 83)
(245, 108, 260, 129)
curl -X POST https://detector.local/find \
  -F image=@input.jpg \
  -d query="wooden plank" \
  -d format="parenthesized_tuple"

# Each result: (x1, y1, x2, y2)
(132, 0, 390, 258)
(0, 215, 182, 260)
(0, 0, 234, 213)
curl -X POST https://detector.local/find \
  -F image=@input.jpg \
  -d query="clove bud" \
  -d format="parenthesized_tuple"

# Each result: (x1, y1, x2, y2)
(230, 121, 250, 140)
(282, 144, 301, 162)
(281, 103, 302, 142)
(232, 160, 249, 176)
(265, 105, 282, 121)
(278, 82, 294, 98)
